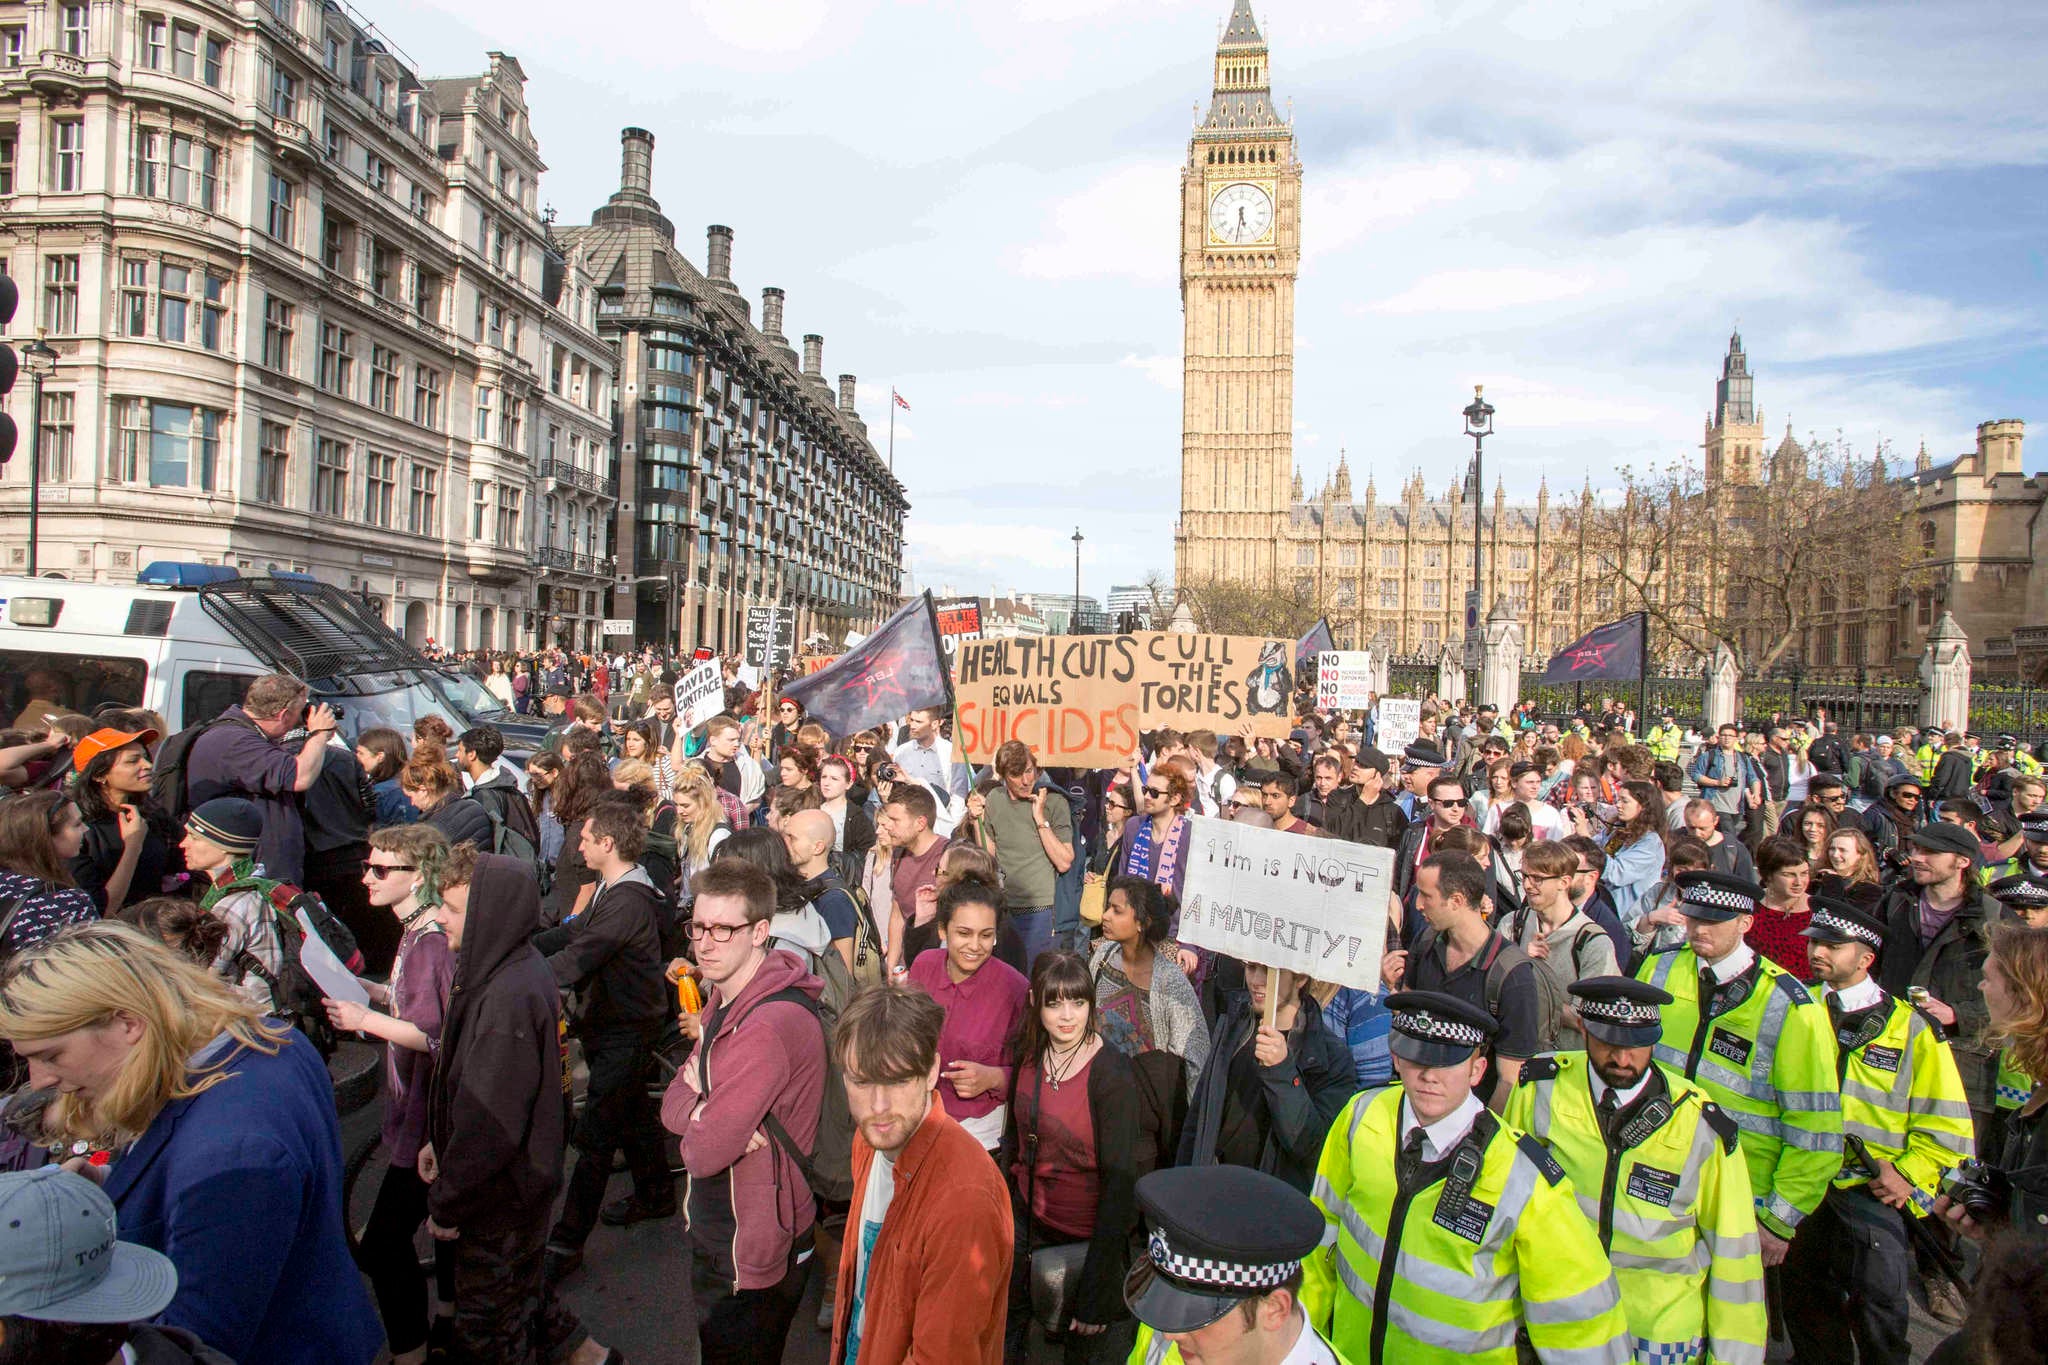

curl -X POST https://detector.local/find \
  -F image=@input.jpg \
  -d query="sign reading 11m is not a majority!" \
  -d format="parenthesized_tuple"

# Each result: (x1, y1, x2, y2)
(1175, 814, 1393, 992)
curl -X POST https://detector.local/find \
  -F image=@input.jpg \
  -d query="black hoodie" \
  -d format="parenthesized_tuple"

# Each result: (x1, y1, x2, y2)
(427, 855, 567, 1236)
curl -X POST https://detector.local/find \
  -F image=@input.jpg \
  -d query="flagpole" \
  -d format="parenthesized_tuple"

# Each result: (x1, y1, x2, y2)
(1636, 610, 1650, 737)
(889, 390, 896, 472)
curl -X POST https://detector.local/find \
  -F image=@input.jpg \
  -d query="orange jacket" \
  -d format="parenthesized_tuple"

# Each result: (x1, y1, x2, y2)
(829, 1097, 1013, 1365)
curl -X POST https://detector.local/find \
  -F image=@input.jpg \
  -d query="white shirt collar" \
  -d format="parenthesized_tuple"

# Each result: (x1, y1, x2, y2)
(1590, 1068, 1652, 1109)
(1275, 1308, 1344, 1365)
(1828, 976, 1885, 1012)
(1702, 942, 1756, 984)
(1400, 1093, 1484, 1163)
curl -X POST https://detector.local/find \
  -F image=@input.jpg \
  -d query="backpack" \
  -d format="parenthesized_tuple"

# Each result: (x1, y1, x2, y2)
(231, 880, 364, 1056)
(815, 869, 887, 992)
(149, 715, 261, 824)
(750, 985, 855, 1204)
(1412, 926, 1565, 1058)
(470, 785, 548, 893)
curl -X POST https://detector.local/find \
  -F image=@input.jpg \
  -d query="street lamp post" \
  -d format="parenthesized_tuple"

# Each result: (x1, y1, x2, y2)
(21, 337, 58, 578)
(1071, 527, 1084, 635)
(1461, 384, 1495, 662)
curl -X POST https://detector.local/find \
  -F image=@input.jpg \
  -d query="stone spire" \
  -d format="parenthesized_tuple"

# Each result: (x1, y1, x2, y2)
(1291, 467, 1303, 501)
(1204, 0, 1283, 132)
(1333, 449, 1352, 501)
(1915, 439, 1932, 474)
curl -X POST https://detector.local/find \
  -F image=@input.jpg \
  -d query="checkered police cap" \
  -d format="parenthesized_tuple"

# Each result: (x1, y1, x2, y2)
(2020, 810, 2048, 842)
(1389, 1007, 1487, 1048)
(1990, 874, 2048, 908)
(1574, 993, 1662, 1029)
(1148, 1229, 1300, 1292)
(1675, 873, 1761, 917)
(1809, 906, 1883, 949)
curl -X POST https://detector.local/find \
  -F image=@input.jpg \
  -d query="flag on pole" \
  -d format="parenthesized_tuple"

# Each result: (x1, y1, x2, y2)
(1540, 612, 1647, 684)
(1296, 617, 1335, 671)
(893, 389, 911, 411)
(779, 591, 951, 737)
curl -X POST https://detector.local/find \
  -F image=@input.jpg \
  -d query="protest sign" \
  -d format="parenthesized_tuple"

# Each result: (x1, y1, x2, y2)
(1316, 651, 1373, 711)
(1175, 814, 1392, 992)
(1376, 697, 1422, 752)
(934, 597, 983, 659)
(952, 632, 1295, 767)
(746, 606, 794, 671)
(672, 659, 724, 730)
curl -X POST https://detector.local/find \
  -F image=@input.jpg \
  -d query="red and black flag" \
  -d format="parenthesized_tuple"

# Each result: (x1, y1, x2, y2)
(780, 591, 952, 736)
(1541, 612, 1646, 684)
(1296, 617, 1335, 671)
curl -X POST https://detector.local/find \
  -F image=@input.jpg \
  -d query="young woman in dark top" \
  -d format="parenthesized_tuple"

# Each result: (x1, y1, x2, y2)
(0, 789, 101, 955)
(1004, 950, 1139, 1365)
(543, 751, 614, 924)
(69, 726, 183, 913)
(355, 727, 417, 827)
(398, 746, 491, 853)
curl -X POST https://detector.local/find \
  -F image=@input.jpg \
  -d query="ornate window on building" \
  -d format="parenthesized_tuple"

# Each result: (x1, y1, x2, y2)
(256, 422, 290, 505)
(413, 367, 443, 429)
(1339, 546, 1357, 567)
(369, 346, 400, 413)
(1381, 546, 1399, 567)
(1295, 546, 1313, 566)
(112, 399, 220, 489)
(364, 451, 396, 528)
(35, 393, 74, 483)
(42, 255, 78, 333)
(1421, 580, 1443, 610)
(318, 323, 353, 396)
(314, 438, 349, 516)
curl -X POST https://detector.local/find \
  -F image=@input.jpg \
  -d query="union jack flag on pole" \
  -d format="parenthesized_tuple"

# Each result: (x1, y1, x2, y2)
(893, 389, 911, 411)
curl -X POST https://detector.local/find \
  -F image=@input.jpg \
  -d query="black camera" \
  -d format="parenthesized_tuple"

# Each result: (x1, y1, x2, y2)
(1938, 1159, 2012, 1223)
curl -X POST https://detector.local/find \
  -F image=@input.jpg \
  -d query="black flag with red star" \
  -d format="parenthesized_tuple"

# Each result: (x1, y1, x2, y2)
(780, 591, 953, 737)
(1541, 613, 1645, 684)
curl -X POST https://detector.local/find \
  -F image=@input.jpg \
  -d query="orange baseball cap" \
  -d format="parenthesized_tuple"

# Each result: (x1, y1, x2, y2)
(72, 728, 160, 773)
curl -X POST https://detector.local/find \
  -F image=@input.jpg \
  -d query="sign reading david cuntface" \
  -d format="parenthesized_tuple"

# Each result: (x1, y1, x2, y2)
(1174, 814, 1392, 992)
(672, 659, 724, 731)
(952, 632, 1295, 768)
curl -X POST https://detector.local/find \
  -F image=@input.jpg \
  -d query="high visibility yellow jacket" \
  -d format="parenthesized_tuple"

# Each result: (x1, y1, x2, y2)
(1504, 1055, 1766, 1365)
(1830, 990, 1974, 1209)
(1646, 724, 1683, 763)
(1996, 1047, 2033, 1113)
(1303, 1086, 1632, 1365)
(1130, 1319, 1359, 1364)
(1637, 948, 1844, 1237)
(1915, 744, 1940, 784)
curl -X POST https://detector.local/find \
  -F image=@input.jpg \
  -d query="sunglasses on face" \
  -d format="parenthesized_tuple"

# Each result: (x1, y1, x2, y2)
(1433, 797, 1467, 808)
(365, 863, 416, 878)
(1232, 797, 1261, 809)
(1106, 799, 1132, 812)
(1144, 786, 1171, 798)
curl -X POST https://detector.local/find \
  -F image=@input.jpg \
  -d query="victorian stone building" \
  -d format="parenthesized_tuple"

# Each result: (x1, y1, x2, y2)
(0, 0, 618, 647)
(557, 128, 907, 653)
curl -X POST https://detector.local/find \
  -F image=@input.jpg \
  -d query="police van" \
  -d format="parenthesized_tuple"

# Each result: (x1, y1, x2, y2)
(0, 563, 535, 747)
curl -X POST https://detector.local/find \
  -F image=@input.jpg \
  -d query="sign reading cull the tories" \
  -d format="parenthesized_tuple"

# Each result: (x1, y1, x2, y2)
(672, 659, 724, 731)
(952, 632, 1296, 768)
(1175, 815, 1392, 992)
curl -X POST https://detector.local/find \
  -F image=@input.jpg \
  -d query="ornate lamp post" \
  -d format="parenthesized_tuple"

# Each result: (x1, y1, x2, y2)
(1071, 527, 1084, 635)
(21, 336, 58, 578)
(1461, 384, 1495, 667)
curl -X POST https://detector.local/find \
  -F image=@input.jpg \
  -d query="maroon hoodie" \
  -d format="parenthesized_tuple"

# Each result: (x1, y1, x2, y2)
(662, 950, 826, 1290)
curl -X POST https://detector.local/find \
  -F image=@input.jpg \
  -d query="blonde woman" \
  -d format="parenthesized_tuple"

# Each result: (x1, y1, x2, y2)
(0, 922, 379, 1365)
(673, 767, 730, 879)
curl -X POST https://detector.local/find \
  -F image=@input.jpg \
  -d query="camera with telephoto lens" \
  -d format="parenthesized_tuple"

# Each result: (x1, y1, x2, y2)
(1938, 1159, 2013, 1223)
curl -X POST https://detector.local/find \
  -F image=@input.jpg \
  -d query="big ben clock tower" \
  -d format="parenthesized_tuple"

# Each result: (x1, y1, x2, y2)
(1175, 0, 1301, 589)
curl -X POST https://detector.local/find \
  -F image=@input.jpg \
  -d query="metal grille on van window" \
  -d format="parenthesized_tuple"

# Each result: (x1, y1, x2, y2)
(124, 601, 175, 637)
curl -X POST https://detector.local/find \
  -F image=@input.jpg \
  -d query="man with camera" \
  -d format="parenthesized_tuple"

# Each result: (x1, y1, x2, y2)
(1784, 899, 1974, 1365)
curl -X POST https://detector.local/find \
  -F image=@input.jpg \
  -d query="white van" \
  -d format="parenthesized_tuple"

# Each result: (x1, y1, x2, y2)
(0, 564, 498, 743)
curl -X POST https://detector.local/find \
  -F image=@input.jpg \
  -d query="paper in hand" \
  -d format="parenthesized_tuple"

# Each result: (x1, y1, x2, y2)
(297, 909, 370, 1007)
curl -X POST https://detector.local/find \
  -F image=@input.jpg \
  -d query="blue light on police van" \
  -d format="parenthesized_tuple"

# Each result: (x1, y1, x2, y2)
(137, 562, 240, 588)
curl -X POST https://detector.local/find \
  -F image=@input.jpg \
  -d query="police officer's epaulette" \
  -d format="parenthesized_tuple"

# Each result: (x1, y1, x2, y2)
(1517, 1133, 1567, 1186)
(1908, 1001, 1951, 1043)
(1519, 1054, 1565, 1085)
(1699, 1101, 1740, 1156)
(1770, 971, 1816, 1007)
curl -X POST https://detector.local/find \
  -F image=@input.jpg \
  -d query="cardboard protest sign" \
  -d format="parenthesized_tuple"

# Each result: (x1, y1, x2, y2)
(1175, 814, 1392, 992)
(672, 659, 724, 731)
(1376, 697, 1422, 752)
(952, 632, 1295, 768)
(1316, 651, 1373, 711)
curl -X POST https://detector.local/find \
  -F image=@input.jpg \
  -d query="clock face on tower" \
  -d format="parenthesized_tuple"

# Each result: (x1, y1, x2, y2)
(1208, 181, 1273, 246)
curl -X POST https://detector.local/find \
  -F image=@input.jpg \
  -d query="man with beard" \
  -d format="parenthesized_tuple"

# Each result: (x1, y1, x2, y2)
(1505, 978, 1767, 1365)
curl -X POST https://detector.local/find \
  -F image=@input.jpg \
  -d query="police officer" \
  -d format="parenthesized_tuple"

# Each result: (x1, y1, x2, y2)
(1504, 978, 1767, 1365)
(1985, 874, 2048, 1151)
(1782, 898, 1974, 1365)
(1303, 992, 1630, 1365)
(1645, 712, 1683, 765)
(1635, 872, 1843, 1262)
(1125, 1164, 1350, 1364)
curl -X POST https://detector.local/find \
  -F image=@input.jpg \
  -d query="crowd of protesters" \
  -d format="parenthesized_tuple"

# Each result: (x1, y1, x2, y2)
(0, 655, 2046, 1364)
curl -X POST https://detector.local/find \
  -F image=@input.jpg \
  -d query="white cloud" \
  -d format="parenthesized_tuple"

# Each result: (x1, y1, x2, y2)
(1120, 353, 1183, 389)
(1012, 163, 1181, 284)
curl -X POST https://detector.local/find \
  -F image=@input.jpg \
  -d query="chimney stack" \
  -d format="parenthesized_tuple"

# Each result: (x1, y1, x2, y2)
(838, 374, 857, 415)
(618, 128, 654, 198)
(802, 334, 824, 378)
(706, 225, 733, 284)
(761, 287, 785, 340)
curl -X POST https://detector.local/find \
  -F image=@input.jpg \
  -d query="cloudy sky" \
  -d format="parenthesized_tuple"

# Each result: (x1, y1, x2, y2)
(400, 0, 2046, 603)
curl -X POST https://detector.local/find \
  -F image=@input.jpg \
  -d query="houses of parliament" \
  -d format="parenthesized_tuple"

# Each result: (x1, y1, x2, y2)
(1173, 1, 2040, 676)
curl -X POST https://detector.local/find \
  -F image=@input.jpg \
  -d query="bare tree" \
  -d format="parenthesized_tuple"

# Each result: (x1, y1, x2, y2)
(1173, 574, 1323, 640)
(1554, 436, 1921, 675)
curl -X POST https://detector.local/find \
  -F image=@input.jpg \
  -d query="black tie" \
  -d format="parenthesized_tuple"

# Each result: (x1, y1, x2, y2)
(1396, 1128, 1429, 1190)
(1596, 1087, 1621, 1141)
(1699, 967, 1719, 1015)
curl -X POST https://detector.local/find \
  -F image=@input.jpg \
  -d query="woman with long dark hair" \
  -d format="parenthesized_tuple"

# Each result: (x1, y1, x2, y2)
(68, 726, 181, 913)
(907, 873, 1030, 1152)
(355, 727, 417, 827)
(543, 750, 615, 924)
(1004, 951, 1138, 1364)
(0, 789, 100, 954)
(1595, 778, 1669, 926)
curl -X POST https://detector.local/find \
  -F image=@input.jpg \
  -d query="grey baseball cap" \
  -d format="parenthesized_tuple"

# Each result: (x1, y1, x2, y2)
(0, 1167, 177, 1323)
